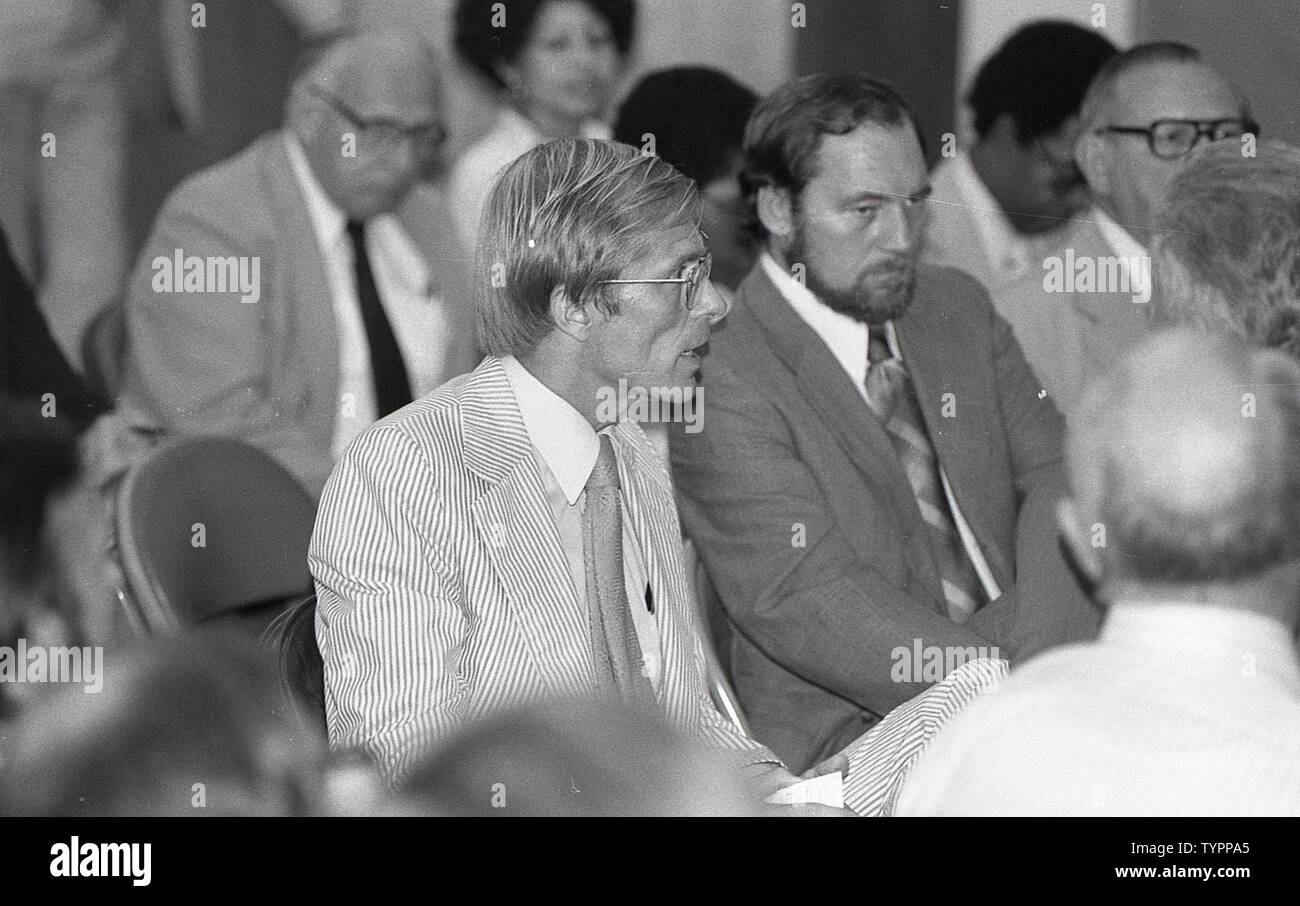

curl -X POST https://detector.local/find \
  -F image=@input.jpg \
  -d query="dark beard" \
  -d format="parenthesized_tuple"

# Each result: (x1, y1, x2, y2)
(787, 223, 917, 325)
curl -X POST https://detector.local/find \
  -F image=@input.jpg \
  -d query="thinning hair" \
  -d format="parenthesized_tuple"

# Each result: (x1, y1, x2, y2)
(739, 72, 921, 242)
(1078, 42, 1204, 129)
(1155, 140, 1300, 360)
(474, 138, 700, 357)
(1070, 330, 1300, 584)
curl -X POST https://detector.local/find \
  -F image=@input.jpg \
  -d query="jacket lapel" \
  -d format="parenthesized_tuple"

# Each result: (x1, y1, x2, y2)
(739, 267, 920, 527)
(462, 359, 593, 695)
(262, 132, 339, 451)
(896, 278, 1013, 588)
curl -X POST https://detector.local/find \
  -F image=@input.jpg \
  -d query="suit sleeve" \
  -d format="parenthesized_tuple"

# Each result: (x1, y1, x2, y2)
(985, 296, 1102, 654)
(671, 353, 1004, 717)
(121, 193, 334, 497)
(309, 425, 470, 785)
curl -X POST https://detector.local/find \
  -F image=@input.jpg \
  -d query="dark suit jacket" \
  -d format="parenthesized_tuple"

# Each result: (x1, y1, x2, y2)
(119, 130, 479, 499)
(670, 261, 1099, 771)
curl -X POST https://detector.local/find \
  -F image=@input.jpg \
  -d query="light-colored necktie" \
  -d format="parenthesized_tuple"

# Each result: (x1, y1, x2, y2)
(865, 328, 983, 623)
(582, 435, 655, 702)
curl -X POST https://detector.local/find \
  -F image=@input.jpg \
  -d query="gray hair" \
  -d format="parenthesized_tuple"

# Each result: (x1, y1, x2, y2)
(1077, 42, 1204, 131)
(1070, 330, 1300, 584)
(1154, 140, 1300, 360)
(474, 138, 700, 357)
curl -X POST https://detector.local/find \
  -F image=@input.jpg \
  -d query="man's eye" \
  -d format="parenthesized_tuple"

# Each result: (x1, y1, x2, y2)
(855, 206, 880, 217)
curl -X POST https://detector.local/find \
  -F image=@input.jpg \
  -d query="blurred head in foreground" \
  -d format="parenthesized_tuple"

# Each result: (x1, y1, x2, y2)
(397, 696, 761, 816)
(0, 630, 324, 816)
(1152, 139, 1300, 360)
(1059, 329, 1300, 626)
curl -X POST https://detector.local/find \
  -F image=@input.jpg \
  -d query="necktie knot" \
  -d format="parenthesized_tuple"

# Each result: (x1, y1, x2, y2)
(587, 435, 620, 491)
(345, 219, 367, 245)
(867, 328, 893, 366)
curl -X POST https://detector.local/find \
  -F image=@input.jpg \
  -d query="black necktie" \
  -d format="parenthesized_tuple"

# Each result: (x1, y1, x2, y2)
(345, 220, 413, 417)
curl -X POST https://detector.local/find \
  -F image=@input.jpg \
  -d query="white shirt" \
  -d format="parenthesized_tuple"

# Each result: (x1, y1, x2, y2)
(898, 603, 1300, 815)
(500, 355, 662, 689)
(447, 106, 610, 254)
(1092, 205, 1150, 259)
(285, 135, 453, 459)
(760, 253, 1002, 603)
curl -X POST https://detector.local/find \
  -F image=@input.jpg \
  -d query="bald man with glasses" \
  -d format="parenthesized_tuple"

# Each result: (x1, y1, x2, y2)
(117, 32, 478, 498)
(986, 42, 1255, 417)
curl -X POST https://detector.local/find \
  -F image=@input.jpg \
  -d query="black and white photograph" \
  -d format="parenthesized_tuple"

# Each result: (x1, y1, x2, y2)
(0, 0, 1295, 884)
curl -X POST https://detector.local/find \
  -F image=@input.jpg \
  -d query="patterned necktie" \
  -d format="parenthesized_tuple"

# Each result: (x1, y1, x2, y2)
(581, 435, 655, 703)
(345, 220, 413, 417)
(865, 328, 984, 623)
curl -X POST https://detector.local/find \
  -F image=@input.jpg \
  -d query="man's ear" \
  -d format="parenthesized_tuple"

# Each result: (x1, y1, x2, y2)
(756, 185, 795, 240)
(548, 284, 593, 342)
(1057, 497, 1104, 587)
(1075, 130, 1110, 196)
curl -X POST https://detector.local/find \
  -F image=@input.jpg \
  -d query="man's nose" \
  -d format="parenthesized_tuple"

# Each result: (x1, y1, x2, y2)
(697, 279, 732, 324)
(877, 202, 915, 255)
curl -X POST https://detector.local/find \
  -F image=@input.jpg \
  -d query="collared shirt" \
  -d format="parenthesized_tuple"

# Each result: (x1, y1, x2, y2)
(284, 135, 452, 459)
(448, 106, 611, 254)
(1092, 205, 1150, 260)
(926, 151, 1065, 290)
(760, 253, 1002, 604)
(500, 355, 662, 689)
(897, 603, 1300, 815)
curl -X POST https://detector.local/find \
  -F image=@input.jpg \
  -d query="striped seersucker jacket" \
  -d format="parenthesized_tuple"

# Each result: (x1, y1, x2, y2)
(309, 355, 782, 783)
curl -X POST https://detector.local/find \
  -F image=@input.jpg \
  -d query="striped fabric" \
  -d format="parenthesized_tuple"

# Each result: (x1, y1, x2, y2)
(310, 354, 1003, 808)
(310, 356, 781, 784)
(865, 329, 984, 623)
(842, 656, 1008, 816)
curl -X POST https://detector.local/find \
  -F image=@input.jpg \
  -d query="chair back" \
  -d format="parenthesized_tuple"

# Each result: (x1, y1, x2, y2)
(116, 436, 316, 633)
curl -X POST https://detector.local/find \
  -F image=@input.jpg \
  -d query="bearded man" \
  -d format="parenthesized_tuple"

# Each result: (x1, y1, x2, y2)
(670, 73, 1098, 772)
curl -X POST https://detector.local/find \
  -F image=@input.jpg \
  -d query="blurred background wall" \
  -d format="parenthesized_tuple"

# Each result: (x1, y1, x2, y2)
(41, 0, 1292, 268)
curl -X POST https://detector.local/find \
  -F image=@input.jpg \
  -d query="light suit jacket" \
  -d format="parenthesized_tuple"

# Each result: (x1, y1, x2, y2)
(120, 130, 479, 499)
(310, 356, 779, 783)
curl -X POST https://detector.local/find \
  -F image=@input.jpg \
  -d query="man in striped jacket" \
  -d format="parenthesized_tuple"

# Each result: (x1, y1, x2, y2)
(309, 138, 1002, 812)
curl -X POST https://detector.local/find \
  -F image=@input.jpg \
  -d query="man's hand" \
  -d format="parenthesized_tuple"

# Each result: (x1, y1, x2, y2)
(741, 761, 857, 816)
(801, 752, 849, 781)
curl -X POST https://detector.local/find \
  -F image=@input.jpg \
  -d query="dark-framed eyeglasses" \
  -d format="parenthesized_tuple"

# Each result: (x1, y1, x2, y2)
(307, 83, 448, 152)
(598, 251, 714, 313)
(1095, 117, 1259, 160)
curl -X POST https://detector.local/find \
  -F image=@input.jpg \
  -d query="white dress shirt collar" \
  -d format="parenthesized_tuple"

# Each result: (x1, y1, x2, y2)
(1092, 206, 1149, 260)
(1104, 602, 1300, 692)
(500, 355, 600, 505)
(759, 252, 900, 388)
